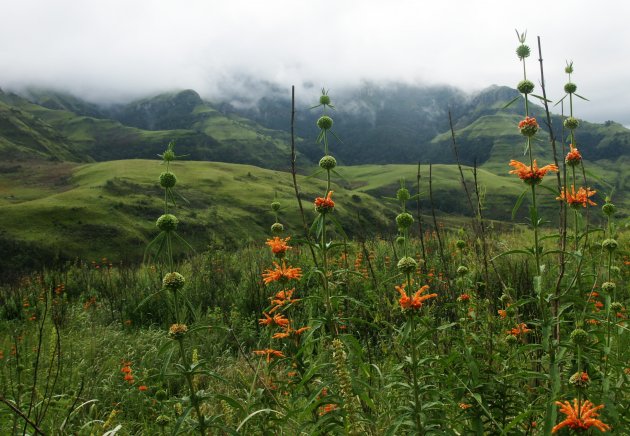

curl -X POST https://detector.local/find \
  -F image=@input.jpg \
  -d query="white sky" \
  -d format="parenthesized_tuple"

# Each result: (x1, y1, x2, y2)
(1, 0, 628, 125)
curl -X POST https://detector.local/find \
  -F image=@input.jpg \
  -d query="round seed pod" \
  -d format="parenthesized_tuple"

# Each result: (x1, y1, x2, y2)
(456, 240, 466, 250)
(271, 201, 281, 212)
(319, 155, 337, 170)
(570, 328, 589, 346)
(159, 172, 177, 188)
(505, 334, 518, 345)
(395, 236, 406, 245)
(156, 415, 171, 427)
(162, 150, 176, 162)
(320, 95, 331, 105)
(563, 117, 579, 130)
(156, 214, 179, 232)
(457, 265, 469, 276)
(564, 82, 577, 94)
(517, 80, 535, 94)
(611, 302, 623, 312)
(565, 64, 574, 74)
(602, 202, 616, 216)
(155, 389, 168, 401)
(396, 188, 411, 202)
(163, 272, 185, 291)
(317, 115, 333, 130)
(397, 256, 417, 274)
(271, 222, 284, 234)
(516, 44, 530, 59)
(396, 212, 414, 229)
(601, 282, 616, 293)
(602, 239, 618, 252)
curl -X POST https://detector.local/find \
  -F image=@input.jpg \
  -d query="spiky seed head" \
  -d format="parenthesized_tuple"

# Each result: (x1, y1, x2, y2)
(516, 44, 530, 59)
(563, 117, 579, 130)
(320, 95, 331, 106)
(611, 302, 624, 312)
(396, 212, 414, 229)
(602, 202, 616, 216)
(271, 222, 284, 234)
(564, 82, 577, 94)
(159, 172, 177, 188)
(505, 334, 519, 345)
(319, 155, 337, 170)
(317, 115, 333, 130)
(156, 214, 179, 232)
(570, 328, 589, 346)
(162, 150, 176, 162)
(163, 272, 185, 291)
(457, 265, 469, 276)
(517, 80, 535, 94)
(156, 415, 171, 426)
(397, 256, 417, 274)
(271, 201, 281, 212)
(396, 187, 411, 202)
(456, 239, 466, 250)
(601, 281, 616, 293)
(602, 238, 618, 252)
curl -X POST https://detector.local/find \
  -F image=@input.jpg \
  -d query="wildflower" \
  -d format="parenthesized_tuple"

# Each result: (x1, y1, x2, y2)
(314, 191, 335, 213)
(262, 261, 302, 284)
(269, 288, 299, 311)
(168, 323, 188, 340)
(121, 365, 132, 374)
(259, 312, 290, 328)
(272, 326, 309, 339)
(139, 385, 148, 392)
(498, 309, 507, 319)
(396, 284, 437, 310)
(457, 293, 471, 302)
(557, 186, 597, 209)
(552, 399, 610, 433)
(509, 159, 558, 185)
(518, 116, 539, 137)
(569, 371, 590, 388)
(266, 237, 292, 258)
(253, 348, 285, 363)
(601, 282, 616, 293)
(564, 117, 580, 130)
(318, 403, 339, 416)
(565, 144, 582, 165)
(507, 323, 531, 337)
(459, 403, 472, 410)
(124, 374, 134, 382)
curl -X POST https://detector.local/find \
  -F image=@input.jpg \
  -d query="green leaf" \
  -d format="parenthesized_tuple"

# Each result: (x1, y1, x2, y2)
(574, 93, 590, 101)
(502, 95, 520, 109)
(531, 94, 552, 103)
(512, 189, 528, 220)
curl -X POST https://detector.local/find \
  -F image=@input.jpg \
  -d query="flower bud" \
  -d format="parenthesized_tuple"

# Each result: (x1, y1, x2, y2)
(563, 117, 579, 130)
(602, 202, 616, 216)
(320, 95, 331, 106)
(602, 239, 618, 252)
(155, 389, 168, 401)
(317, 116, 333, 130)
(601, 282, 616, 293)
(397, 256, 417, 274)
(396, 212, 414, 229)
(457, 265, 469, 276)
(163, 272, 185, 291)
(456, 240, 466, 250)
(156, 415, 171, 427)
(570, 328, 589, 346)
(564, 83, 577, 94)
(517, 80, 535, 94)
(156, 214, 179, 232)
(162, 150, 176, 162)
(159, 172, 177, 188)
(271, 222, 284, 234)
(396, 188, 411, 202)
(505, 334, 518, 345)
(516, 44, 530, 59)
(319, 155, 337, 170)
(271, 201, 281, 212)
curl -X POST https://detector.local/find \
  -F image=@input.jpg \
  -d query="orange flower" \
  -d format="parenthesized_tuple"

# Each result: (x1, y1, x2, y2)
(498, 309, 507, 319)
(253, 348, 285, 363)
(518, 116, 539, 136)
(318, 403, 338, 416)
(266, 237, 292, 257)
(124, 374, 134, 382)
(552, 399, 610, 433)
(459, 403, 472, 410)
(557, 185, 597, 208)
(507, 323, 531, 337)
(314, 191, 335, 213)
(138, 385, 148, 392)
(457, 293, 471, 302)
(259, 312, 290, 328)
(272, 326, 310, 339)
(269, 288, 300, 312)
(565, 143, 582, 166)
(396, 284, 437, 310)
(509, 159, 558, 185)
(262, 261, 302, 284)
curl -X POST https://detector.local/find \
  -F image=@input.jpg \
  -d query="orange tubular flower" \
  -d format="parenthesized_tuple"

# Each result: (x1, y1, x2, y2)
(259, 312, 290, 328)
(253, 348, 285, 363)
(565, 143, 582, 166)
(272, 326, 310, 339)
(266, 237, 292, 257)
(507, 323, 531, 336)
(269, 288, 300, 313)
(314, 191, 335, 213)
(262, 261, 302, 284)
(509, 159, 559, 185)
(552, 399, 610, 433)
(557, 185, 597, 209)
(498, 309, 507, 319)
(396, 284, 437, 310)
(518, 116, 539, 136)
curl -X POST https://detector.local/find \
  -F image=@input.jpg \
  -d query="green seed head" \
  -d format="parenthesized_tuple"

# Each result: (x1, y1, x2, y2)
(505, 334, 518, 345)
(156, 415, 171, 426)
(516, 44, 530, 60)
(162, 150, 176, 162)
(156, 214, 179, 232)
(517, 80, 535, 94)
(564, 82, 577, 94)
(155, 389, 168, 401)
(271, 201, 281, 212)
(317, 115, 333, 130)
(395, 236, 405, 246)
(397, 256, 417, 274)
(271, 222, 284, 234)
(319, 155, 337, 170)
(456, 239, 466, 250)
(159, 172, 177, 188)
(602, 238, 618, 252)
(610, 266, 620, 275)
(611, 302, 623, 312)
(457, 265, 469, 276)
(570, 328, 589, 346)
(396, 188, 411, 202)
(602, 202, 616, 216)
(319, 95, 331, 106)
(163, 272, 185, 291)
(601, 281, 616, 293)
(565, 63, 574, 74)
(396, 212, 414, 229)
(563, 117, 579, 130)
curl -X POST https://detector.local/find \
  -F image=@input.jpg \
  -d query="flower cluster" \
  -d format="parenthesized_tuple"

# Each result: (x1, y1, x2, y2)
(518, 116, 539, 137)
(396, 283, 437, 311)
(565, 143, 582, 166)
(557, 185, 597, 209)
(507, 323, 531, 337)
(262, 261, 302, 284)
(314, 191, 335, 214)
(266, 237, 292, 258)
(509, 159, 558, 185)
(552, 399, 610, 433)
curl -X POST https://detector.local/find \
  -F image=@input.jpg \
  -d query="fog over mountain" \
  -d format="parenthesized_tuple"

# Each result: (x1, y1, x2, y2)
(1, 0, 630, 126)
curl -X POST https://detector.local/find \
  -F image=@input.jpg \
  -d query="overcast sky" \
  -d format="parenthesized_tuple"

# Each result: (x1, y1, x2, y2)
(1, 0, 629, 125)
